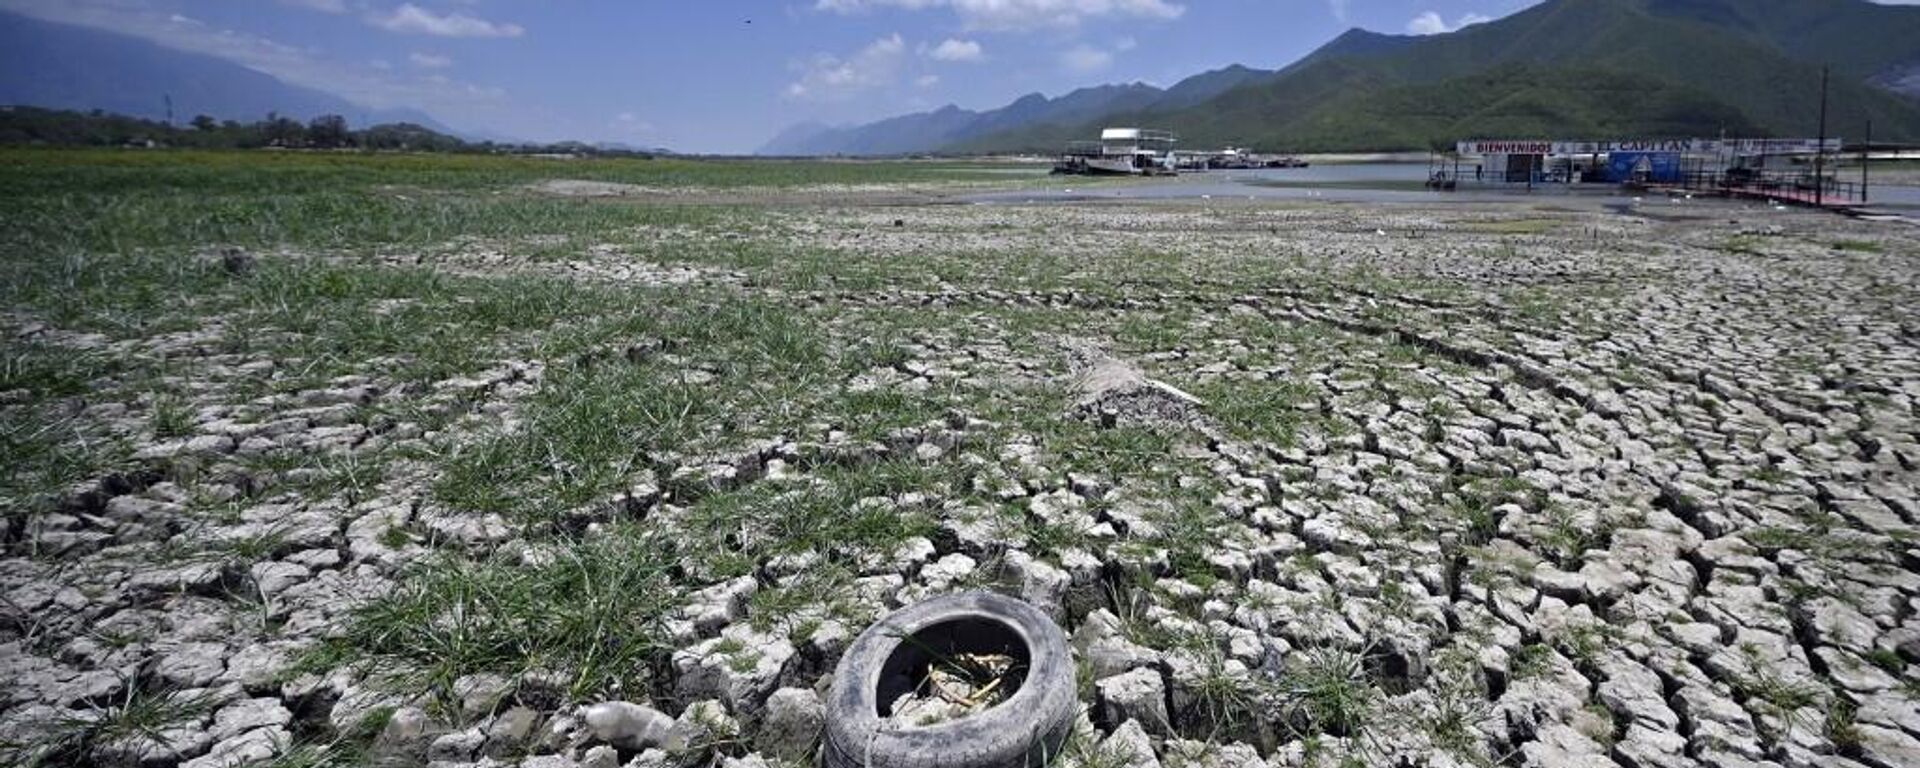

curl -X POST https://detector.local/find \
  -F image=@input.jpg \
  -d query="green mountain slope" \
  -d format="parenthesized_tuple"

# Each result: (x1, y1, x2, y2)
(1637, 0, 1920, 89)
(952, 0, 1920, 153)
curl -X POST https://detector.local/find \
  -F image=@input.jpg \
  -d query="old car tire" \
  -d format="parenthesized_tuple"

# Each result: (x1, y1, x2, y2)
(824, 591, 1077, 768)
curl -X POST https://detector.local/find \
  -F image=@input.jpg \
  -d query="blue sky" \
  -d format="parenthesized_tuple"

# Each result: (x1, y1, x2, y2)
(0, 0, 1758, 152)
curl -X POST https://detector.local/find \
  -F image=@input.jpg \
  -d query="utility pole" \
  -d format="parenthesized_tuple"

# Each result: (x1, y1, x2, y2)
(1815, 65, 1829, 207)
(1863, 119, 1871, 204)
(164, 93, 174, 127)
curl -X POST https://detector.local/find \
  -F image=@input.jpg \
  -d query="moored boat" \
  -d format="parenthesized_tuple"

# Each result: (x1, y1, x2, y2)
(1052, 128, 1178, 176)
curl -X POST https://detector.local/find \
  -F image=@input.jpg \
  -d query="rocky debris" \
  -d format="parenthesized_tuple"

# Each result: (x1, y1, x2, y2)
(180, 726, 288, 768)
(1519, 723, 1615, 768)
(997, 549, 1070, 622)
(1096, 667, 1172, 737)
(153, 642, 228, 688)
(207, 697, 291, 742)
(1075, 609, 1162, 679)
(1095, 719, 1162, 768)
(582, 701, 678, 752)
(218, 247, 257, 276)
(672, 625, 795, 723)
(674, 575, 758, 640)
(1069, 345, 1210, 429)
(754, 687, 821, 763)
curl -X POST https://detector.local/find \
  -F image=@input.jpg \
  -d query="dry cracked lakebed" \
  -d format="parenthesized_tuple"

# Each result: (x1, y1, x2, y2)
(3, 184, 1920, 768)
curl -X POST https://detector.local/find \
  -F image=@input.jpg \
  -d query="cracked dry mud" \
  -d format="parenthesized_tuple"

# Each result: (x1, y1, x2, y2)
(4, 190, 1919, 768)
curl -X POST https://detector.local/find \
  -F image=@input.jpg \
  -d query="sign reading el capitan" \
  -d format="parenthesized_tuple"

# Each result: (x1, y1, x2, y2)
(1455, 138, 1842, 155)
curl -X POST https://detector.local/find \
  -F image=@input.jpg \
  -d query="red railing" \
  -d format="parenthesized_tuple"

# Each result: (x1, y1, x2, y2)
(1657, 170, 1864, 206)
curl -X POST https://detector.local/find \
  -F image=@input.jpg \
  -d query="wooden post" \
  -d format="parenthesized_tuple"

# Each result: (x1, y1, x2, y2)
(1862, 119, 1871, 204)
(1816, 65, 1829, 206)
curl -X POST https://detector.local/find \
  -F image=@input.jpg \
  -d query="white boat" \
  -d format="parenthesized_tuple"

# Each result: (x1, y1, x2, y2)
(1053, 128, 1178, 176)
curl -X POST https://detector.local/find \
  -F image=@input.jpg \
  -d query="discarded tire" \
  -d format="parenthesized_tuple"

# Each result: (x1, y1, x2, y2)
(824, 591, 1076, 768)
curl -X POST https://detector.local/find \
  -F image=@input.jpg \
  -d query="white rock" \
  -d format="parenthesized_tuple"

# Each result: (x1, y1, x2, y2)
(154, 642, 228, 688)
(672, 625, 795, 720)
(582, 701, 676, 751)
(209, 697, 292, 742)
(756, 687, 823, 762)
(180, 726, 289, 768)
(1096, 667, 1170, 737)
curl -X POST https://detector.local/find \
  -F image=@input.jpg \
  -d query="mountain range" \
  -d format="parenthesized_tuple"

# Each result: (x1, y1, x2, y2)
(760, 0, 1920, 155)
(0, 10, 461, 137)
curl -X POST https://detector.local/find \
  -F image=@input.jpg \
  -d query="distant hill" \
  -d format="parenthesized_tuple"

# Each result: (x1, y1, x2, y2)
(0, 10, 465, 137)
(755, 66, 1279, 155)
(758, 81, 1165, 155)
(769, 0, 1920, 155)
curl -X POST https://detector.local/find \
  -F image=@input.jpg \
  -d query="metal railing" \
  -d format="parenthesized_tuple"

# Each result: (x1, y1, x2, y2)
(1655, 170, 1864, 205)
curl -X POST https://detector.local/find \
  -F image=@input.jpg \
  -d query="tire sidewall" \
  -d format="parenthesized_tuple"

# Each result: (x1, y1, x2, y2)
(825, 591, 1077, 768)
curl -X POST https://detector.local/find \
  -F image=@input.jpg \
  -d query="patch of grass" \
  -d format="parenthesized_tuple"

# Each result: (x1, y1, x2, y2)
(3, 681, 217, 768)
(213, 525, 293, 564)
(1279, 645, 1378, 739)
(1419, 651, 1495, 762)
(1461, 218, 1559, 235)
(1718, 235, 1765, 257)
(327, 529, 684, 705)
(1177, 648, 1269, 744)
(1537, 503, 1601, 569)
(1194, 377, 1315, 448)
(1554, 623, 1618, 666)
(1830, 240, 1883, 253)
(1728, 644, 1824, 719)
(1046, 421, 1185, 480)
(1745, 464, 1790, 486)
(0, 411, 131, 521)
(435, 298, 859, 527)
(1020, 514, 1092, 558)
(1745, 526, 1815, 552)
(147, 393, 195, 439)
(672, 702, 747, 764)
(1445, 478, 1506, 546)
(1151, 498, 1235, 589)
(1826, 698, 1862, 756)
(1054, 713, 1137, 768)
(0, 343, 131, 400)
(1510, 643, 1553, 680)
(308, 448, 389, 506)
(1580, 702, 1620, 749)
(1864, 648, 1906, 675)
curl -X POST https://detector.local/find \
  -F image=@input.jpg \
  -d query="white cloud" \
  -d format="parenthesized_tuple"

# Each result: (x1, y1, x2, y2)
(0, 0, 508, 118)
(1406, 12, 1447, 34)
(409, 52, 453, 68)
(785, 33, 908, 101)
(369, 3, 524, 38)
(612, 112, 654, 134)
(1328, 0, 1349, 23)
(1059, 44, 1112, 74)
(815, 0, 1183, 30)
(925, 38, 982, 61)
(915, 74, 941, 88)
(279, 0, 347, 13)
(1406, 10, 1492, 35)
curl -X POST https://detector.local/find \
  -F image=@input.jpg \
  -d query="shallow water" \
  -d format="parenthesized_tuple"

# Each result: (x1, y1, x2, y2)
(969, 162, 1920, 210)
